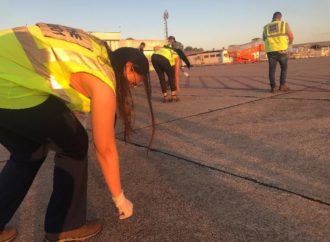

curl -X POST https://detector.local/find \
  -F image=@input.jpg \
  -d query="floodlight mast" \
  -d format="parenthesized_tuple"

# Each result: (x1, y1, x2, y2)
(163, 10, 169, 39)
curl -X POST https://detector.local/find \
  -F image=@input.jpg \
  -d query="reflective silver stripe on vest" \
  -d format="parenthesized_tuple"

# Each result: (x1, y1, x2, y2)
(265, 21, 285, 37)
(13, 27, 50, 79)
(264, 26, 268, 36)
(266, 33, 288, 38)
(280, 21, 285, 33)
(50, 48, 116, 86)
(13, 26, 71, 102)
(49, 48, 99, 70)
(13, 27, 114, 102)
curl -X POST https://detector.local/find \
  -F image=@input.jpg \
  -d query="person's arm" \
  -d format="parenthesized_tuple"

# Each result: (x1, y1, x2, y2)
(90, 79, 121, 197)
(174, 56, 180, 91)
(286, 23, 294, 44)
(70, 72, 133, 219)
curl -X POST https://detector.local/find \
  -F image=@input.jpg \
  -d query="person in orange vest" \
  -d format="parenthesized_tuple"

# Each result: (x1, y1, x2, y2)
(0, 23, 155, 242)
(263, 12, 294, 93)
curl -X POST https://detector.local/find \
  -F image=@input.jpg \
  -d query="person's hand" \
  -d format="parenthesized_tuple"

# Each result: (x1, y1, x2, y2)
(112, 191, 133, 219)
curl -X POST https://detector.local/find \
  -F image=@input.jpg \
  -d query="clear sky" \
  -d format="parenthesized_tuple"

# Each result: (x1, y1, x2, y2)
(1, 0, 329, 50)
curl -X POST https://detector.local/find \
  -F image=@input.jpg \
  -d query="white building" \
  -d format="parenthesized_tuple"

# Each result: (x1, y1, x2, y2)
(187, 49, 232, 66)
(117, 39, 167, 60)
(90, 31, 167, 62)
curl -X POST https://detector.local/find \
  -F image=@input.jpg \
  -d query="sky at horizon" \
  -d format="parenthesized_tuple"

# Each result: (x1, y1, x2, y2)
(1, 0, 330, 50)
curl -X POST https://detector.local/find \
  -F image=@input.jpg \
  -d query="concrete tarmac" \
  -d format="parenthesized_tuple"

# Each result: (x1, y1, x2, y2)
(1, 57, 330, 241)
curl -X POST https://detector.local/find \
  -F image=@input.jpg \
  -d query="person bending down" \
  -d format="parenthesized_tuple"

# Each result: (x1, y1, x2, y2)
(0, 23, 155, 242)
(151, 46, 180, 103)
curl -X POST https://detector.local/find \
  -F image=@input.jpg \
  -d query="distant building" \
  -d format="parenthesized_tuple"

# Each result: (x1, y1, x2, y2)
(90, 32, 329, 66)
(89, 32, 121, 50)
(187, 49, 231, 65)
(90, 31, 167, 61)
(118, 39, 167, 61)
(291, 41, 330, 59)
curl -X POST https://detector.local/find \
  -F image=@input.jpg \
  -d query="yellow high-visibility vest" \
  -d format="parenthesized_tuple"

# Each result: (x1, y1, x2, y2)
(154, 47, 178, 66)
(0, 23, 116, 112)
(263, 21, 289, 52)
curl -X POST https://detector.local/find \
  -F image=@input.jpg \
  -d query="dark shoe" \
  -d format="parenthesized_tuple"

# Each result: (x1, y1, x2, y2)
(0, 228, 17, 242)
(270, 88, 276, 93)
(170, 94, 179, 102)
(279, 84, 290, 92)
(45, 220, 102, 242)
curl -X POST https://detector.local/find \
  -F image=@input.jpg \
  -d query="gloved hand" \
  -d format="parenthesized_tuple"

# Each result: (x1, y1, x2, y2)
(112, 191, 133, 219)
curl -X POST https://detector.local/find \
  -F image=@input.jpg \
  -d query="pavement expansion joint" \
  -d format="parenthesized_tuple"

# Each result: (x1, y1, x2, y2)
(122, 139, 330, 208)
(274, 97, 330, 101)
(119, 96, 272, 134)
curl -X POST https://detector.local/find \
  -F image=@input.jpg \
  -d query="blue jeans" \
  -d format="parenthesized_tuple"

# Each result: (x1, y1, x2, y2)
(267, 51, 288, 88)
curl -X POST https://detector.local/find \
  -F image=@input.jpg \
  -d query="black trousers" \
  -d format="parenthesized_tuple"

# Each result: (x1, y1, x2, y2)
(151, 54, 177, 93)
(0, 96, 88, 233)
(267, 51, 289, 88)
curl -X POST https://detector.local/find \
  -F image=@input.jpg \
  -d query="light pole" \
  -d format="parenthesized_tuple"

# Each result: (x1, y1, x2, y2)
(163, 10, 169, 39)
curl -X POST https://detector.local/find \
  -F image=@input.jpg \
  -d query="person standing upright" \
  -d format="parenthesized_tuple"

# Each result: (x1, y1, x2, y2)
(263, 11, 294, 93)
(138, 42, 146, 52)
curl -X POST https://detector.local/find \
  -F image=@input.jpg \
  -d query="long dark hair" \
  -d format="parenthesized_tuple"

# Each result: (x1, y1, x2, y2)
(106, 46, 155, 149)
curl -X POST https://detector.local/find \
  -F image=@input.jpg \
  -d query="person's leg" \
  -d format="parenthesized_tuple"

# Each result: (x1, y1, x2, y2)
(267, 52, 278, 91)
(151, 55, 168, 94)
(44, 146, 88, 233)
(0, 127, 47, 231)
(41, 98, 101, 240)
(278, 52, 289, 88)
(152, 55, 172, 102)
(164, 65, 176, 92)
(0, 96, 89, 234)
(163, 65, 179, 102)
(161, 61, 178, 101)
(33, 97, 89, 233)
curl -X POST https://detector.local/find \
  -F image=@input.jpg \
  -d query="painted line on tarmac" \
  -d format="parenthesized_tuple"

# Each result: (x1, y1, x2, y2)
(122, 138, 330, 208)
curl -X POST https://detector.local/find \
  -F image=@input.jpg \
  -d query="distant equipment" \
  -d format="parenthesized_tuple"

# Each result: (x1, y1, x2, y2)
(227, 38, 265, 64)
(163, 10, 169, 39)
